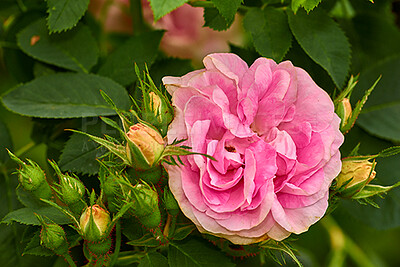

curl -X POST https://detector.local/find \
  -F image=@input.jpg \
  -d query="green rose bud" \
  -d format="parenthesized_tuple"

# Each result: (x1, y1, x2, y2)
(125, 123, 165, 170)
(8, 151, 52, 200)
(164, 188, 180, 216)
(336, 159, 376, 197)
(80, 204, 111, 242)
(131, 183, 161, 229)
(50, 161, 86, 214)
(40, 223, 69, 256)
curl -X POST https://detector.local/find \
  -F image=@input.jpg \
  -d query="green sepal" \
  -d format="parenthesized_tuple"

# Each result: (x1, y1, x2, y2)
(35, 214, 69, 256)
(353, 181, 400, 200)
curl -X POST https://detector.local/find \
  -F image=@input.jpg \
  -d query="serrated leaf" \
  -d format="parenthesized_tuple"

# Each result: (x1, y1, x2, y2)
(211, 0, 242, 22)
(354, 56, 400, 142)
(16, 187, 44, 209)
(168, 238, 235, 267)
(139, 252, 168, 267)
(59, 118, 117, 175)
(148, 0, 189, 21)
(127, 233, 160, 247)
(287, 9, 350, 88)
(243, 7, 292, 62)
(0, 119, 12, 165)
(1, 73, 131, 118)
(17, 19, 98, 73)
(292, 0, 322, 13)
(23, 230, 54, 256)
(98, 31, 163, 86)
(46, 0, 90, 33)
(1, 206, 72, 226)
(203, 8, 233, 31)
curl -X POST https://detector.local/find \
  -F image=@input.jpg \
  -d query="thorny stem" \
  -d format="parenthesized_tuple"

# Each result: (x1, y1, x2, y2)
(322, 216, 375, 267)
(110, 221, 122, 267)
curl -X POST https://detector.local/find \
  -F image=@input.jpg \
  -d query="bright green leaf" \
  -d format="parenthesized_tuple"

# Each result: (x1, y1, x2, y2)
(211, 0, 242, 22)
(243, 7, 292, 62)
(288, 9, 351, 88)
(292, 0, 322, 13)
(168, 238, 235, 267)
(17, 19, 98, 73)
(0, 119, 12, 165)
(1, 73, 131, 118)
(148, 0, 189, 21)
(139, 252, 168, 267)
(2, 206, 72, 225)
(46, 0, 90, 33)
(203, 8, 233, 31)
(355, 56, 400, 142)
(98, 31, 163, 86)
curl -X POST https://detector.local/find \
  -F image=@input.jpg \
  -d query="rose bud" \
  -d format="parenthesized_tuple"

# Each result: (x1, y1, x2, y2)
(163, 188, 179, 216)
(80, 204, 111, 242)
(125, 123, 165, 170)
(336, 98, 352, 129)
(49, 161, 86, 214)
(8, 151, 52, 200)
(39, 222, 69, 256)
(144, 92, 174, 135)
(336, 159, 376, 197)
(131, 183, 161, 229)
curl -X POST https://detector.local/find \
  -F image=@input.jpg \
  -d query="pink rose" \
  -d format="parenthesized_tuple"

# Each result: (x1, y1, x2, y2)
(89, 1, 242, 62)
(163, 53, 344, 245)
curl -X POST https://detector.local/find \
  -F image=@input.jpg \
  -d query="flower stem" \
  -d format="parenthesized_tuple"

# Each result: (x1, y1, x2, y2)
(15, 141, 36, 158)
(322, 216, 375, 267)
(110, 221, 122, 267)
(64, 254, 77, 267)
(130, 0, 145, 34)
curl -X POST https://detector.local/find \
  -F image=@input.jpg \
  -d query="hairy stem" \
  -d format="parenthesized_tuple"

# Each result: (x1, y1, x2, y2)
(110, 221, 122, 266)
(64, 254, 77, 267)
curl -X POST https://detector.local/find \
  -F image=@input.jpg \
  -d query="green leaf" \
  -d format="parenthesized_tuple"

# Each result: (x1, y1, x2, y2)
(139, 252, 168, 267)
(353, 182, 400, 200)
(16, 187, 44, 209)
(148, 0, 189, 21)
(243, 7, 292, 62)
(287, 9, 350, 88)
(354, 56, 400, 142)
(1, 73, 131, 118)
(172, 224, 195, 241)
(98, 31, 163, 86)
(23, 230, 54, 256)
(0, 119, 12, 165)
(1, 206, 72, 226)
(17, 19, 98, 73)
(210, 0, 242, 22)
(127, 233, 160, 247)
(292, 0, 322, 13)
(203, 8, 233, 31)
(59, 118, 115, 175)
(168, 238, 235, 267)
(46, 0, 90, 32)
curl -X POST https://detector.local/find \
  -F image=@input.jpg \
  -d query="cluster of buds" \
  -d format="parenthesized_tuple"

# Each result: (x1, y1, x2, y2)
(8, 150, 52, 200)
(49, 161, 87, 215)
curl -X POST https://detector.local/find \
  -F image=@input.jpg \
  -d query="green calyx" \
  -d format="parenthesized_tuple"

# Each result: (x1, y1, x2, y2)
(130, 183, 161, 229)
(36, 215, 69, 256)
(164, 188, 180, 216)
(8, 150, 52, 200)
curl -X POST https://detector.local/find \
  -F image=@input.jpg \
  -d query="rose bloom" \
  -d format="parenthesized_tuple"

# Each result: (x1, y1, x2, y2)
(88, 0, 242, 62)
(163, 53, 344, 245)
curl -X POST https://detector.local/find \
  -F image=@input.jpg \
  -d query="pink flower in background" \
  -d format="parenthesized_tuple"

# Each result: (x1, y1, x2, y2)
(163, 53, 344, 244)
(88, 1, 243, 62)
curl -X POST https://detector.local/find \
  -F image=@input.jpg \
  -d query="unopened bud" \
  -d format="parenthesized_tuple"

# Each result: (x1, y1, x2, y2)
(131, 183, 161, 229)
(125, 123, 164, 169)
(337, 98, 352, 128)
(80, 205, 111, 242)
(336, 159, 376, 197)
(8, 151, 52, 200)
(164, 188, 179, 216)
(40, 223, 69, 256)
(149, 92, 162, 119)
